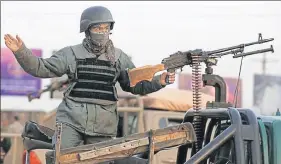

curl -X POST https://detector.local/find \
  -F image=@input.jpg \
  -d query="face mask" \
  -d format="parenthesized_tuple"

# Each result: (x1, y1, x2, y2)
(89, 31, 110, 47)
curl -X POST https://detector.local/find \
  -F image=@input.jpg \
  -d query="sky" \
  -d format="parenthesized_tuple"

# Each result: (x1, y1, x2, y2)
(1, 1, 281, 112)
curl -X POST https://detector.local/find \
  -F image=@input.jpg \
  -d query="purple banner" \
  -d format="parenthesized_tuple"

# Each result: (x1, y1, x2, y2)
(1, 48, 42, 96)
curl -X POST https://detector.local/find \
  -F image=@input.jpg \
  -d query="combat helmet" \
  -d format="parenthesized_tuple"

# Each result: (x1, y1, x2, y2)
(80, 6, 115, 33)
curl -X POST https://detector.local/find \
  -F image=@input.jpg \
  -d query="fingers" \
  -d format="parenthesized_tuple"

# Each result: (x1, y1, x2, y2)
(16, 35, 23, 45)
(4, 34, 11, 43)
(168, 77, 175, 83)
(162, 72, 167, 76)
(167, 72, 175, 75)
(4, 34, 16, 45)
(160, 71, 176, 85)
(4, 35, 12, 47)
(167, 72, 175, 77)
(5, 41, 11, 47)
(4, 39, 11, 45)
(167, 72, 176, 84)
(4, 41, 10, 47)
(7, 34, 17, 42)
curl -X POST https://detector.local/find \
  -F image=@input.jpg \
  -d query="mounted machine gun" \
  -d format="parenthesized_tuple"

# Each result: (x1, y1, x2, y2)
(175, 33, 280, 164)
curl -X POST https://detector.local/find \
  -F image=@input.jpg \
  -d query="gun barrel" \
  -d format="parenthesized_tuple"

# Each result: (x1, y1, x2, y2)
(233, 45, 274, 58)
(207, 37, 274, 56)
(212, 49, 243, 57)
(244, 38, 274, 46)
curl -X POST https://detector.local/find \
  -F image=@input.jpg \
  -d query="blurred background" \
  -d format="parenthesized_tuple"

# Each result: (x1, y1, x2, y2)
(1, 1, 281, 164)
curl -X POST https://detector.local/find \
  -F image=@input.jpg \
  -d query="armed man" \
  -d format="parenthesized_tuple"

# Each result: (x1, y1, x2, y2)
(4, 6, 175, 163)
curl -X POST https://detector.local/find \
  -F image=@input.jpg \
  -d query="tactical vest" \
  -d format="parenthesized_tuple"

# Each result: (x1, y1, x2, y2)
(66, 44, 121, 105)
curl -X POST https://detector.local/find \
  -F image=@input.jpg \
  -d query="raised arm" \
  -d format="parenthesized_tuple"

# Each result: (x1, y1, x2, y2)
(117, 50, 174, 95)
(4, 34, 69, 78)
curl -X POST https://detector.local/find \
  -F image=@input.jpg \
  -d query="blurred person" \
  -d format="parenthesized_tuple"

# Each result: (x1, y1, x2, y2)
(253, 76, 281, 116)
(276, 108, 281, 116)
(8, 116, 24, 134)
(258, 81, 281, 115)
(0, 118, 9, 133)
(4, 6, 175, 163)
(0, 137, 11, 164)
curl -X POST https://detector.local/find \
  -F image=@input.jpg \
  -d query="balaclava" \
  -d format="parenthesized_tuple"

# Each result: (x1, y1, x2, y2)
(82, 23, 115, 66)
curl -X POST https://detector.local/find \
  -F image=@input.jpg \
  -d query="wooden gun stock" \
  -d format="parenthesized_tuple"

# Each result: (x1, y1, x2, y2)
(128, 64, 165, 87)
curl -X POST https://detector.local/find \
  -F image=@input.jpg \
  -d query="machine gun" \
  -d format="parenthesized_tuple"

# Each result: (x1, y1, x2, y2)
(176, 34, 280, 164)
(128, 33, 274, 87)
(128, 33, 276, 164)
(129, 33, 273, 152)
(27, 77, 69, 102)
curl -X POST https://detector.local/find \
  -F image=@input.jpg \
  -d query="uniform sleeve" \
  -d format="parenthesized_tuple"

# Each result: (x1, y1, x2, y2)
(117, 50, 165, 95)
(13, 44, 71, 78)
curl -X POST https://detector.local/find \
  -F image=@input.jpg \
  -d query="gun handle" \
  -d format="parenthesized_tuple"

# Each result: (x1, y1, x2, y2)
(165, 69, 175, 84)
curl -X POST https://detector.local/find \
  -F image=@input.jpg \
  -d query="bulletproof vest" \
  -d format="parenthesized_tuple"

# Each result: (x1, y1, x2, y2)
(66, 44, 121, 105)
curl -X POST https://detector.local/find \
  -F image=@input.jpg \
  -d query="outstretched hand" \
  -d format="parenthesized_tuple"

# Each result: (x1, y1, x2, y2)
(4, 34, 23, 53)
(160, 72, 176, 85)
